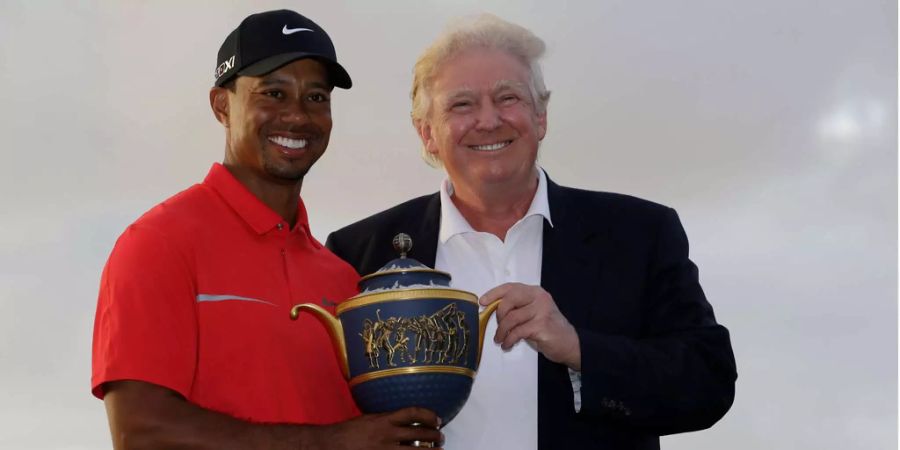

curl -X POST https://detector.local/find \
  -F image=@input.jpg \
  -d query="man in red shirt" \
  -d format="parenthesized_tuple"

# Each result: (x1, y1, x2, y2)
(91, 10, 442, 449)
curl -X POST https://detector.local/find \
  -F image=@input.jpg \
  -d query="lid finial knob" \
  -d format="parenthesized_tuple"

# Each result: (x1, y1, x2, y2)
(392, 233, 413, 258)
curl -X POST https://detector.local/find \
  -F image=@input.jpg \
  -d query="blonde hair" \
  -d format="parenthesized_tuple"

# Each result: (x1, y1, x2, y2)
(411, 14, 551, 166)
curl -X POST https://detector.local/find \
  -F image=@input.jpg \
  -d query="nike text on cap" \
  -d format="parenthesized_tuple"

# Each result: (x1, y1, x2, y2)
(214, 9, 352, 89)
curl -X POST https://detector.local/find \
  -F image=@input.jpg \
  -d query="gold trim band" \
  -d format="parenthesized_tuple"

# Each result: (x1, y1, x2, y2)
(348, 365, 476, 387)
(338, 288, 477, 314)
(358, 267, 452, 283)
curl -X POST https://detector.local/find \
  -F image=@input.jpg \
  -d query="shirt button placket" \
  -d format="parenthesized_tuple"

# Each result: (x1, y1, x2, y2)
(277, 223, 286, 255)
(485, 237, 504, 283)
(500, 241, 512, 282)
(277, 223, 292, 303)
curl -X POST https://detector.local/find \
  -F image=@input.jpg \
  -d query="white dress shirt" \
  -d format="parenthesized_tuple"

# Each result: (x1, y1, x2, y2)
(437, 168, 564, 450)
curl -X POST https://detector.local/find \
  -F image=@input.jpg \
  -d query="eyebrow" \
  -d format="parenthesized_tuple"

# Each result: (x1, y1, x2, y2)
(493, 79, 529, 93)
(443, 80, 528, 99)
(256, 76, 288, 87)
(443, 87, 476, 101)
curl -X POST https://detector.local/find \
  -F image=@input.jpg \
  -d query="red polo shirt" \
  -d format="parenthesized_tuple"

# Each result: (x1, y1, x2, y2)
(92, 163, 360, 424)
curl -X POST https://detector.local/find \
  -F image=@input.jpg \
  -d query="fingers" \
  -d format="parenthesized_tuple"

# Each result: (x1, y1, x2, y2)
(385, 408, 443, 448)
(478, 283, 512, 306)
(493, 301, 536, 345)
(485, 283, 534, 321)
(387, 407, 441, 429)
(500, 317, 541, 350)
(330, 409, 444, 450)
(485, 285, 578, 363)
(479, 282, 537, 308)
(498, 309, 580, 367)
(490, 284, 550, 337)
(394, 425, 444, 447)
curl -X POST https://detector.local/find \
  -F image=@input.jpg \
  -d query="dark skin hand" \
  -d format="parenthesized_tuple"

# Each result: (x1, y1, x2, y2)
(104, 380, 443, 450)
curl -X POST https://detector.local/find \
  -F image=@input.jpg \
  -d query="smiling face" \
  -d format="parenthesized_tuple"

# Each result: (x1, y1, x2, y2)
(212, 58, 333, 187)
(417, 47, 547, 193)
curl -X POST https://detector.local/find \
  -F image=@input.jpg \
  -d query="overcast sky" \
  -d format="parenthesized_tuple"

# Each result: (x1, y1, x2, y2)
(0, 0, 896, 449)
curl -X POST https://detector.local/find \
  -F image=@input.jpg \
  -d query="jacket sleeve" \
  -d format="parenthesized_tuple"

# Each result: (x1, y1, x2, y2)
(576, 207, 737, 435)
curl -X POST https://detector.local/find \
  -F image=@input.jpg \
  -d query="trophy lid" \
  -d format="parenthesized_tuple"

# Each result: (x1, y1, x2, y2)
(356, 233, 452, 293)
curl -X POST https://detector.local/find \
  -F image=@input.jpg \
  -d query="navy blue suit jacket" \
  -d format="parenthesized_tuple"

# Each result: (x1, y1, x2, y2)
(326, 177, 737, 449)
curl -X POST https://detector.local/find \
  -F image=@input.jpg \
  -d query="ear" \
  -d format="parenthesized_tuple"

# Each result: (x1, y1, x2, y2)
(535, 110, 548, 141)
(209, 87, 230, 127)
(414, 119, 439, 157)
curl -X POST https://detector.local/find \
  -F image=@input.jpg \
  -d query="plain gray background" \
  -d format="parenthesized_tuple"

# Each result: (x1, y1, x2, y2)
(0, 1, 896, 448)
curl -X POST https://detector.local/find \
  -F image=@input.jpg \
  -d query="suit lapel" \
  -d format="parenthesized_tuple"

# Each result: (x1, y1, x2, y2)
(541, 177, 603, 329)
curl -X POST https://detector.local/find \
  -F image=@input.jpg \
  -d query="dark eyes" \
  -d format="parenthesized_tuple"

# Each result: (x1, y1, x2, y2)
(259, 90, 329, 103)
(308, 92, 330, 103)
(263, 90, 285, 99)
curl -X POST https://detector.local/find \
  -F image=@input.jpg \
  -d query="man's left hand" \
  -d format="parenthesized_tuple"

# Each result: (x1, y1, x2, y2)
(479, 282, 581, 370)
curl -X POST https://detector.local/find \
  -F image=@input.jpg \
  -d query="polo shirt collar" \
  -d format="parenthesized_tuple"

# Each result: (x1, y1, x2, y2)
(203, 163, 311, 236)
(438, 166, 554, 243)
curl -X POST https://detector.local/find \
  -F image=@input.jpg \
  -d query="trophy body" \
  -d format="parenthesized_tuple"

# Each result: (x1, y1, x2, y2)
(291, 234, 499, 425)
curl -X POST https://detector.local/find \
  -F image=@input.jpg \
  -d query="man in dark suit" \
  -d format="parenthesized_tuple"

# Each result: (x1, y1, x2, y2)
(327, 14, 736, 450)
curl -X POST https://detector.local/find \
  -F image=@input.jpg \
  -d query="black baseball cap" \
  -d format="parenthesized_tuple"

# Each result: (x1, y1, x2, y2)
(214, 10, 352, 89)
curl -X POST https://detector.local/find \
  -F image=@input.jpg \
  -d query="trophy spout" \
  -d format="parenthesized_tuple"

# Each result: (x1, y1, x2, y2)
(476, 299, 501, 366)
(291, 303, 349, 379)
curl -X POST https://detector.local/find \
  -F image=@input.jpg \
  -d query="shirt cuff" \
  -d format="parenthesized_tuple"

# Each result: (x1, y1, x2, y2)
(568, 368, 582, 412)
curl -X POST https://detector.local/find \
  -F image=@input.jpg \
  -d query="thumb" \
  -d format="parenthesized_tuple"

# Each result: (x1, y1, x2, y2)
(478, 283, 510, 306)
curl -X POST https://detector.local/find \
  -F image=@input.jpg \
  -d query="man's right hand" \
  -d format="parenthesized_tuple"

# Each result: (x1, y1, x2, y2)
(103, 380, 443, 449)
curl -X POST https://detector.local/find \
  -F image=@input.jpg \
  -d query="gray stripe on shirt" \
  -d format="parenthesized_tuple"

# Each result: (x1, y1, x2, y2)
(196, 294, 276, 306)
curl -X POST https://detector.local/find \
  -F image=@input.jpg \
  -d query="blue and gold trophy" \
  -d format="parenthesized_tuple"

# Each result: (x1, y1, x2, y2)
(290, 233, 499, 437)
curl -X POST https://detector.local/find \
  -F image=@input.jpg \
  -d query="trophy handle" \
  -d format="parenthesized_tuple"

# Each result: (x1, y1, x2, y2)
(476, 299, 502, 367)
(291, 303, 349, 379)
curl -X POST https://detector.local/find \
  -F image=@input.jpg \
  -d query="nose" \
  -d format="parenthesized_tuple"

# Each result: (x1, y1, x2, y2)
(474, 102, 502, 131)
(280, 99, 311, 125)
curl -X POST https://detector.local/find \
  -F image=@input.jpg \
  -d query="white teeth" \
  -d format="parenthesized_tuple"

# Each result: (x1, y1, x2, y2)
(471, 141, 511, 151)
(269, 136, 307, 149)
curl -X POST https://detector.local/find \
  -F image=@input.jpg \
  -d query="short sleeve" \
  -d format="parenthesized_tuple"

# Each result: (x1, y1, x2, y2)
(91, 223, 198, 399)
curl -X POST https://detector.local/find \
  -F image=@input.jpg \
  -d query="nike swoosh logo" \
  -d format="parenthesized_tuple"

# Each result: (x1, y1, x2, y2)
(283, 25, 314, 35)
